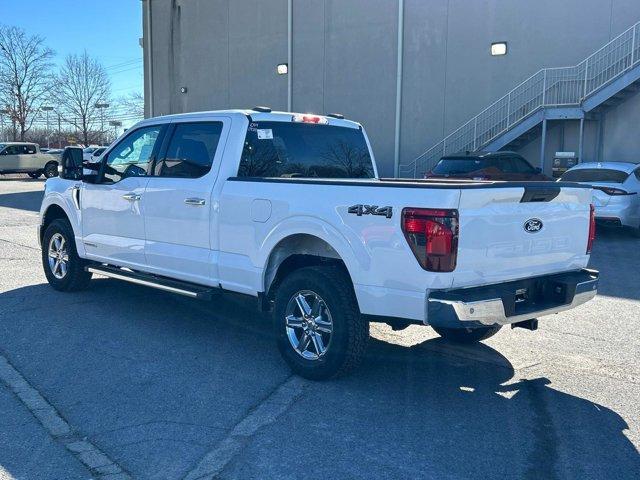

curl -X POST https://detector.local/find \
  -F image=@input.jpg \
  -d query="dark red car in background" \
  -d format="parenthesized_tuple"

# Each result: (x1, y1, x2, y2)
(424, 151, 551, 181)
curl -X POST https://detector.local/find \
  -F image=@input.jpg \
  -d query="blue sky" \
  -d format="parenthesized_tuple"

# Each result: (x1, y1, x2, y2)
(5, 0, 143, 104)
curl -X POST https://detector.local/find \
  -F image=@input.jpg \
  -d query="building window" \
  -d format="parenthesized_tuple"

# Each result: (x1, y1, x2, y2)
(491, 42, 507, 56)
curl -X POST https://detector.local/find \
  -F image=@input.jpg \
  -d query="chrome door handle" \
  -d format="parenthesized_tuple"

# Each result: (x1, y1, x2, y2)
(184, 198, 206, 206)
(122, 193, 141, 201)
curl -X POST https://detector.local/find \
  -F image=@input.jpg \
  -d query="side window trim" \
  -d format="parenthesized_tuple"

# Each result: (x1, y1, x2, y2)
(96, 124, 167, 184)
(151, 120, 223, 179)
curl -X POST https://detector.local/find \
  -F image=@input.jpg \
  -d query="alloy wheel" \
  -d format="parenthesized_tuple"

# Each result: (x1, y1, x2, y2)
(285, 290, 334, 360)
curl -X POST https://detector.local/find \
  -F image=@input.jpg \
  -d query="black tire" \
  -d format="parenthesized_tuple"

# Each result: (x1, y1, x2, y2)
(432, 325, 502, 344)
(43, 162, 58, 178)
(42, 219, 92, 291)
(28, 171, 42, 179)
(272, 265, 369, 380)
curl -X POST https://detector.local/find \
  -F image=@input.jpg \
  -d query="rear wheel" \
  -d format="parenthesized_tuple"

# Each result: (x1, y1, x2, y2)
(433, 325, 502, 343)
(44, 162, 58, 178)
(28, 171, 42, 179)
(42, 219, 92, 291)
(272, 265, 368, 380)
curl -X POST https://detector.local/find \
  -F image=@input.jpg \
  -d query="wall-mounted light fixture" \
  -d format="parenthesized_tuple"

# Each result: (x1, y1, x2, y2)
(180, 86, 188, 94)
(491, 42, 508, 56)
(276, 63, 289, 75)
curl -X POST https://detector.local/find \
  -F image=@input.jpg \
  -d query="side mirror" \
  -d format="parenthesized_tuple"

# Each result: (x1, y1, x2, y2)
(59, 147, 84, 180)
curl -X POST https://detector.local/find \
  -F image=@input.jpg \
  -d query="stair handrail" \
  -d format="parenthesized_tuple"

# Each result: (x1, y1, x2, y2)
(400, 19, 640, 178)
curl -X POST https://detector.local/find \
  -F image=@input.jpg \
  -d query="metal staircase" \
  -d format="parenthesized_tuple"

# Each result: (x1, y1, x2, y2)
(399, 20, 640, 178)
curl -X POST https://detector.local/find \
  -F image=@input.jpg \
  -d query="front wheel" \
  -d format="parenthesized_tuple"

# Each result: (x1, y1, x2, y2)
(272, 265, 369, 380)
(432, 325, 502, 344)
(42, 219, 92, 291)
(43, 162, 58, 178)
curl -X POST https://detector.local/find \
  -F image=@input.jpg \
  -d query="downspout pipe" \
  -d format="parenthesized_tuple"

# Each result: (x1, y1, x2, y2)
(144, 0, 154, 117)
(393, 0, 405, 178)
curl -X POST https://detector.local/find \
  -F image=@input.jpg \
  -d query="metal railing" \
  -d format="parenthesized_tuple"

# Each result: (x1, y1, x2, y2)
(399, 20, 640, 178)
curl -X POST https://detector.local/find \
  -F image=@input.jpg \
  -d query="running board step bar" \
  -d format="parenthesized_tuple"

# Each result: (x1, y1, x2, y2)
(86, 265, 217, 300)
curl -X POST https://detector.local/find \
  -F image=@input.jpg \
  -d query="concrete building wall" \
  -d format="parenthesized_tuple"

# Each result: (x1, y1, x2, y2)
(143, 0, 640, 176)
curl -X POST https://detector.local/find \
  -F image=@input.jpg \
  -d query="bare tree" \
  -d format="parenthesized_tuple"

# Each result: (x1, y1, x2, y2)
(118, 91, 144, 118)
(56, 51, 110, 146)
(0, 26, 55, 141)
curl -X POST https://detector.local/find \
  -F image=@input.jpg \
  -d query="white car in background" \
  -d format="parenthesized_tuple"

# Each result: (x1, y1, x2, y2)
(87, 146, 107, 163)
(82, 146, 108, 163)
(560, 162, 640, 236)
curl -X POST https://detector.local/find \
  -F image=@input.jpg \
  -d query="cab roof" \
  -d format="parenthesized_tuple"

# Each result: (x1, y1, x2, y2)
(134, 109, 362, 130)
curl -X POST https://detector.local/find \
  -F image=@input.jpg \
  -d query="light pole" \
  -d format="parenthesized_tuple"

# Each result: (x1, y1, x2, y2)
(42, 106, 54, 148)
(0, 109, 9, 142)
(108, 120, 122, 143)
(95, 102, 109, 145)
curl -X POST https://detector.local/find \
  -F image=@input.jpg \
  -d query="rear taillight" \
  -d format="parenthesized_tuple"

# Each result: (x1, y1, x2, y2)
(587, 203, 596, 254)
(596, 186, 634, 196)
(402, 208, 459, 272)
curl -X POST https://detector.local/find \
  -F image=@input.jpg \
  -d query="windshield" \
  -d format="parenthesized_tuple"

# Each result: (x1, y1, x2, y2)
(238, 121, 375, 179)
(561, 168, 630, 183)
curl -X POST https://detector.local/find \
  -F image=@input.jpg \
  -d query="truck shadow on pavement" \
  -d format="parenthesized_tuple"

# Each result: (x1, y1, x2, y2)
(0, 189, 44, 212)
(0, 280, 638, 480)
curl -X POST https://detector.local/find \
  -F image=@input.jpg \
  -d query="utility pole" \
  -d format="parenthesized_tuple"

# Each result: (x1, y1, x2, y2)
(109, 120, 122, 143)
(42, 106, 54, 148)
(57, 113, 62, 148)
(95, 102, 109, 145)
(0, 109, 9, 142)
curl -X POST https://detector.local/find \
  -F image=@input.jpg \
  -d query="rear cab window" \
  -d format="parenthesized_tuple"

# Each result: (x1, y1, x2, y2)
(561, 169, 630, 183)
(238, 121, 375, 179)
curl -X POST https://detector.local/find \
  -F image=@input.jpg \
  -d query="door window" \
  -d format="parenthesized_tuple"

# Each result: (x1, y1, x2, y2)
(154, 122, 223, 178)
(3, 145, 20, 155)
(101, 126, 162, 183)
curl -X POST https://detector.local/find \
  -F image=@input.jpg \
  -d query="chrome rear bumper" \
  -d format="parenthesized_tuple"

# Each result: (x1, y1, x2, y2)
(427, 269, 599, 327)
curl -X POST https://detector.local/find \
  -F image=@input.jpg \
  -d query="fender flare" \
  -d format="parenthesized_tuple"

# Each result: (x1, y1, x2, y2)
(256, 215, 371, 290)
(40, 193, 83, 256)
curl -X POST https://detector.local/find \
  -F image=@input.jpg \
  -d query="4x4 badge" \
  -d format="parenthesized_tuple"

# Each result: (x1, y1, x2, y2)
(348, 204, 393, 219)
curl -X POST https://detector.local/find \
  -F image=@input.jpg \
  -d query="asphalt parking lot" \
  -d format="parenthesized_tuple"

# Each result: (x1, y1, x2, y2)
(0, 176, 638, 480)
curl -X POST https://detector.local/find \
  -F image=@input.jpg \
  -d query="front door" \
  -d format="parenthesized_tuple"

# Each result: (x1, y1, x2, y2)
(81, 124, 165, 267)
(0, 145, 21, 171)
(143, 120, 228, 285)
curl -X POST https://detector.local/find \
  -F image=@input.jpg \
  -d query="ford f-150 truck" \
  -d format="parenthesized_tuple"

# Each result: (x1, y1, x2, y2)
(38, 108, 599, 379)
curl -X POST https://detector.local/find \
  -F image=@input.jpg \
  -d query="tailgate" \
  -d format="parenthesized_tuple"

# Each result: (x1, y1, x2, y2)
(455, 185, 592, 287)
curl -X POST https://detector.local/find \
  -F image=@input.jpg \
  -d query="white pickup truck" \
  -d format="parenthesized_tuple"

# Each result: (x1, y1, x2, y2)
(38, 108, 599, 379)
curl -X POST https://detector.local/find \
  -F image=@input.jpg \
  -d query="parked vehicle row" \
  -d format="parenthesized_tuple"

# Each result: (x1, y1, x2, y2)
(38, 109, 599, 379)
(0, 142, 60, 178)
(423, 151, 640, 236)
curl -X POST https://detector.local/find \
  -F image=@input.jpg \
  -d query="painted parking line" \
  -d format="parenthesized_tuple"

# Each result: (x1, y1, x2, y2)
(0, 353, 131, 480)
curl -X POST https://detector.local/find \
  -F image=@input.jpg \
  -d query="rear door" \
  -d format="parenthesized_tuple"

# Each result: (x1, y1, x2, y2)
(454, 184, 592, 287)
(142, 119, 230, 285)
(18, 144, 41, 171)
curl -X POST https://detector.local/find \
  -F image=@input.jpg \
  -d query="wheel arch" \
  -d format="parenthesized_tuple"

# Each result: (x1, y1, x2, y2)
(260, 223, 368, 312)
